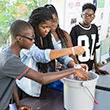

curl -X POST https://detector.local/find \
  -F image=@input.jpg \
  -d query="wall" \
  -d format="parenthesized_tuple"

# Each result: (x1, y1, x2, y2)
(49, 0, 110, 62)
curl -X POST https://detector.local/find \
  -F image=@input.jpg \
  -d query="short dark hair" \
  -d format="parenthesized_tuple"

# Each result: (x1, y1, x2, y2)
(82, 3, 96, 12)
(10, 20, 32, 38)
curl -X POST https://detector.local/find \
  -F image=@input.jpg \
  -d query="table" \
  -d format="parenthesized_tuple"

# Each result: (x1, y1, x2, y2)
(20, 87, 64, 110)
(20, 87, 110, 110)
(20, 62, 110, 110)
(96, 62, 110, 91)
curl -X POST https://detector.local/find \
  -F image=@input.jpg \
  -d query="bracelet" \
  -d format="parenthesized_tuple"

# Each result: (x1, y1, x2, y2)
(72, 47, 75, 55)
(74, 64, 82, 69)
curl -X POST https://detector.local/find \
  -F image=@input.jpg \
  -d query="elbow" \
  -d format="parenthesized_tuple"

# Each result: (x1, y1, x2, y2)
(39, 76, 49, 85)
(40, 80, 47, 85)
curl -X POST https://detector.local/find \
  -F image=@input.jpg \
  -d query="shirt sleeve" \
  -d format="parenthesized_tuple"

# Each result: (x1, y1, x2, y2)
(4, 55, 31, 80)
(20, 44, 51, 63)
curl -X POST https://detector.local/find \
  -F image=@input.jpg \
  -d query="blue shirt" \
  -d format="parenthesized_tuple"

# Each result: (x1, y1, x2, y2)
(16, 36, 73, 97)
(20, 44, 51, 71)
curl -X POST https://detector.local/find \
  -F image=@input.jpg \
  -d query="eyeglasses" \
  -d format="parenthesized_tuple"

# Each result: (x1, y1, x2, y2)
(82, 14, 95, 18)
(16, 34, 35, 41)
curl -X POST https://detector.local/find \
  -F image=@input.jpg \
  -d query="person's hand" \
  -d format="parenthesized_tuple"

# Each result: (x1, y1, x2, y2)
(73, 69, 88, 80)
(80, 64, 89, 72)
(73, 46, 85, 55)
(18, 105, 32, 110)
(95, 68, 109, 75)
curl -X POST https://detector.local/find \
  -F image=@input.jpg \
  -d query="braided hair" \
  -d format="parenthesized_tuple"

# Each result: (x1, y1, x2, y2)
(28, 7, 55, 73)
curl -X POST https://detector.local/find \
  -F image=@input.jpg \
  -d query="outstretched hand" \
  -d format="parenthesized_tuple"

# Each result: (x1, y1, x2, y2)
(95, 68, 109, 75)
(18, 105, 32, 110)
(73, 46, 85, 55)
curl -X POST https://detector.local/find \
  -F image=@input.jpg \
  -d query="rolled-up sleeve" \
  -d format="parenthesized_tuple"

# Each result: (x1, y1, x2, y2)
(58, 55, 73, 65)
(20, 44, 51, 63)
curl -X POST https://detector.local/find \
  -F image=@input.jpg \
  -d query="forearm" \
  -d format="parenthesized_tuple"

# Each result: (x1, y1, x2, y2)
(70, 54, 79, 64)
(39, 67, 88, 83)
(40, 68, 76, 84)
(13, 85, 33, 110)
(13, 85, 20, 108)
(50, 48, 73, 60)
(94, 53, 98, 69)
(26, 68, 75, 85)
(67, 60, 76, 68)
